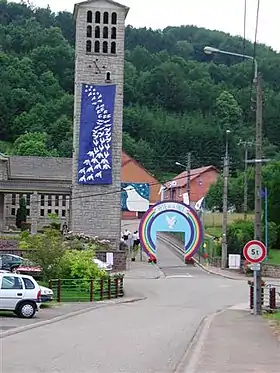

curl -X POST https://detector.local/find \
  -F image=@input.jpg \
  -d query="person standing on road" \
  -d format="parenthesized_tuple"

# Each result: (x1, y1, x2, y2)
(122, 228, 131, 243)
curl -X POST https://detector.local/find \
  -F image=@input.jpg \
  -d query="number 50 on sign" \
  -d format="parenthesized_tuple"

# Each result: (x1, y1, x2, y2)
(243, 240, 267, 264)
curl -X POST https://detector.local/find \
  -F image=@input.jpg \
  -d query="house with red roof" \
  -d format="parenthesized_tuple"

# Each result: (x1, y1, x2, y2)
(164, 165, 219, 204)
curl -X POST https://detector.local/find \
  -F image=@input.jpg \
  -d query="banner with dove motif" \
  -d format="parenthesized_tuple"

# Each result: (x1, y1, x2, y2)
(78, 84, 116, 185)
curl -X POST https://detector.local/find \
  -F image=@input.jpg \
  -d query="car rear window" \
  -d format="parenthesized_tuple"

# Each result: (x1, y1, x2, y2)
(22, 277, 35, 289)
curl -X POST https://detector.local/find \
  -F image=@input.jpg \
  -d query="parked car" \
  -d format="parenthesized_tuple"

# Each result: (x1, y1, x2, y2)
(40, 285, 53, 302)
(0, 253, 22, 271)
(93, 258, 112, 271)
(0, 272, 41, 318)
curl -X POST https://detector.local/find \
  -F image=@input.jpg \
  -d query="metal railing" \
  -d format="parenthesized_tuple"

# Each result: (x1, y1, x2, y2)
(249, 282, 280, 310)
(49, 276, 124, 302)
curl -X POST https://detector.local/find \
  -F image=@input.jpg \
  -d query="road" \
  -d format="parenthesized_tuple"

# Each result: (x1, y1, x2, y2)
(1, 239, 249, 373)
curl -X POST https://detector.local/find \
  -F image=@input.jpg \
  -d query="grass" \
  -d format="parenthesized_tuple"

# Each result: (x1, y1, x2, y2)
(267, 250, 280, 265)
(205, 227, 222, 237)
(203, 212, 253, 227)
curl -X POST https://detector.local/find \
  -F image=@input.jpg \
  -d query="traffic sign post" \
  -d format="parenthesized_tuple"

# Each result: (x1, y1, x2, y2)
(243, 240, 267, 316)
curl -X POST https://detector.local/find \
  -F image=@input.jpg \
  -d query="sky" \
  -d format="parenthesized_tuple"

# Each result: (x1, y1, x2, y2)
(11, 0, 280, 52)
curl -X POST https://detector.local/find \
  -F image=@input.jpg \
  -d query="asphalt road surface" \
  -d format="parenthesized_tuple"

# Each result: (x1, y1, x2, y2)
(1, 240, 249, 373)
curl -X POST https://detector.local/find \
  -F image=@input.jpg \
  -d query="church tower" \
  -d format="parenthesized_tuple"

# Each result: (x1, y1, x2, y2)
(71, 0, 129, 248)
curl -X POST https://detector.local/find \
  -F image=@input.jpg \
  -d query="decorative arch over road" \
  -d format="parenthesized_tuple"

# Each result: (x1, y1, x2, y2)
(139, 201, 203, 262)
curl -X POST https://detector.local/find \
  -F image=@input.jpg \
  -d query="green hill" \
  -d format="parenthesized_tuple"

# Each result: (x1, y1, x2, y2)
(1, 0, 280, 180)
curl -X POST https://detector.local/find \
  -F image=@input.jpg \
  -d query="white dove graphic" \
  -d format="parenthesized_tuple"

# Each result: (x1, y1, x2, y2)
(166, 215, 177, 229)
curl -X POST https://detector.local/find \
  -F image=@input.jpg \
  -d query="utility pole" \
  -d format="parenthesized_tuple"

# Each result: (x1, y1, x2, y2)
(238, 140, 253, 220)
(221, 130, 230, 269)
(254, 73, 263, 315)
(186, 152, 191, 198)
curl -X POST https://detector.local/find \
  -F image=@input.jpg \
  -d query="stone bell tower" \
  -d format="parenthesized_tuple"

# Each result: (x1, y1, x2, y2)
(71, 0, 129, 248)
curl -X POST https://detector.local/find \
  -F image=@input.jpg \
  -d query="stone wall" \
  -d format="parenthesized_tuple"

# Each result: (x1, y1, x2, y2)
(95, 251, 126, 272)
(262, 264, 280, 278)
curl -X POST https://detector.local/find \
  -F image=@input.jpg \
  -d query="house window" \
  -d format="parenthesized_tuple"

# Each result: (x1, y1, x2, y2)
(41, 195, 45, 206)
(103, 41, 108, 53)
(86, 40, 92, 53)
(62, 195, 66, 207)
(106, 71, 111, 81)
(103, 26, 108, 39)
(26, 194, 30, 206)
(47, 209, 52, 215)
(95, 26, 100, 38)
(111, 27, 116, 39)
(48, 195, 52, 207)
(40, 209, 45, 217)
(55, 195, 59, 207)
(55, 209, 59, 216)
(103, 12, 109, 24)
(95, 11, 101, 23)
(86, 25, 92, 37)
(94, 40, 100, 53)
(12, 194, 16, 206)
(87, 10, 92, 23)
(111, 41, 116, 54)
(111, 12, 117, 25)
(26, 209, 30, 217)
(11, 208, 16, 216)
(62, 210, 66, 217)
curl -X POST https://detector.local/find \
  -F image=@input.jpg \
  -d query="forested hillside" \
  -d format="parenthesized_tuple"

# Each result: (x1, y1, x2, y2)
(1, 0, 280, 180)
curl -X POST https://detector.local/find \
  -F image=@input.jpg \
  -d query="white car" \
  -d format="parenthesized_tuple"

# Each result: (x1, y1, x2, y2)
(0, 272, 41, 318)
(40, 285, 53, 302)
(93, 258, 112, 271)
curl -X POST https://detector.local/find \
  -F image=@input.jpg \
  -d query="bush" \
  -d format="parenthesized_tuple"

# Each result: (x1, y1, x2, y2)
(227, 219, 278, 256)
(19, 228, 67, 280)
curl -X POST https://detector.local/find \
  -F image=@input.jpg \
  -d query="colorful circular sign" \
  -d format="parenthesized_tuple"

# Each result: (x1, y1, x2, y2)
(243, 240, 267, 263)
(139, 201, 203, 261)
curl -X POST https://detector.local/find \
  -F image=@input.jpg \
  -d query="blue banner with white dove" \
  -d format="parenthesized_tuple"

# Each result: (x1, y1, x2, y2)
(78, 84, 116, 185)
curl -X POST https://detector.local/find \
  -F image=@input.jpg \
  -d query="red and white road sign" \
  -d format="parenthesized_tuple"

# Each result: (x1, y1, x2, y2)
(243, 240, 267, 263)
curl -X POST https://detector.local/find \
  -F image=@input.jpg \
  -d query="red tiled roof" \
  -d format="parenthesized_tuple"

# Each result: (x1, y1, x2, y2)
(165, 165, 218, 189)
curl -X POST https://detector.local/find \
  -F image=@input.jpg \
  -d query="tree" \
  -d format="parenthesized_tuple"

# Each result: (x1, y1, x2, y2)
(16, 196, 27, 229)
(13, 132, 59, 157)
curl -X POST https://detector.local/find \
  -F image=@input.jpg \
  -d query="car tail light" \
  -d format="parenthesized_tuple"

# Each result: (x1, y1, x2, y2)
(37, 289, 41, 302)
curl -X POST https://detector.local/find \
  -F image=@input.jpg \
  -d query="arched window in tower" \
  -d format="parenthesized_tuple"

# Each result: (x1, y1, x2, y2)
(103, 12, 109, 24)
(86, 40, 92, 53)
(87, 10, 92, 23)
(111, 12, 117, 25)
(103, 41, 108, 53)
(94, 41, 100, 53)
(106, 71, 111, 81)
(95, 11, 101, 23)
(103, 26, 108, 39)
(111, 42, 116, 54)
(111, 27, 116, 39)
(95, 26, 100, 38)
(86, 25, 92, 38)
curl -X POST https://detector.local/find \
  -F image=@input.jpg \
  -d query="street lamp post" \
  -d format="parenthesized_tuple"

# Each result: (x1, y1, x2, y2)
(221, 129, 230, 269)
(176, 152, 191, 202)
(204, 46, 263, 314)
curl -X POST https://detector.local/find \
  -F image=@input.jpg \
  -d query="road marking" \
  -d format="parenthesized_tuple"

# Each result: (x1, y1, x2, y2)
(165, 274, 193, 279)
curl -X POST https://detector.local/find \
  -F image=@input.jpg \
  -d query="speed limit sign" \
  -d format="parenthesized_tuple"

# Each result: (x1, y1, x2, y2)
(243, 240, 267, 263)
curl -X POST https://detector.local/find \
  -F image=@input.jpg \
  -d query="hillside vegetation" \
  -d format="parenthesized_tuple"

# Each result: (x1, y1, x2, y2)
(1, 0, 280, 181)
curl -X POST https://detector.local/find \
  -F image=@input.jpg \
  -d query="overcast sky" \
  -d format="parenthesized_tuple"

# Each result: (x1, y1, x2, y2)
(11, 0, 280, 51)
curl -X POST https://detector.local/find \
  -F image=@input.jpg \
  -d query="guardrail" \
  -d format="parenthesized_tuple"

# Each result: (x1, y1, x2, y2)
(249, 282, 280, 310)
(49, 276, 124, 302)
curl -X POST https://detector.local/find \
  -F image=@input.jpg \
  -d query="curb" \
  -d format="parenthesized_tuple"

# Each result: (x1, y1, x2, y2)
(0, 296, 147, 339)
(174, 309, 224, 373)
(193, 258, 245, 281)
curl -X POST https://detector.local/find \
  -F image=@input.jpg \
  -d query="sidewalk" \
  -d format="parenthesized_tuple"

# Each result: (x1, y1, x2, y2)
(193, 309, 280, 373)
(123, 260, 164, 279)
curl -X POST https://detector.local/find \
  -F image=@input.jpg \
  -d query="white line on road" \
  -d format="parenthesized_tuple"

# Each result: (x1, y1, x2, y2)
(165, 274, 193, 279)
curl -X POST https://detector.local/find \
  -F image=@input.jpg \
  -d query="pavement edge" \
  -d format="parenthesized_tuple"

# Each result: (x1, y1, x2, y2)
(174, 309, 224, 373)
(0, 296, 147, 339)
(193, 258, 243, 280)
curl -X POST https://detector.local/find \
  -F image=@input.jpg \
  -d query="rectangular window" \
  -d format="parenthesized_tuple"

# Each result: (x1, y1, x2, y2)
(40, 209, 45, 217)
(12, 194, 16, 206)
(55, 209, 59, 216)
(26, 194, 31, 206)
(26, 209, 30, 217)
(11, 208, 16, 216)
(47, 209, 52, 215)
(55, 195, 59, 207)
(41, 195, 45, 206)
(62, 210, 66, 217)
(48, 195, 52, 207)
(62, 195, 66, 207)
